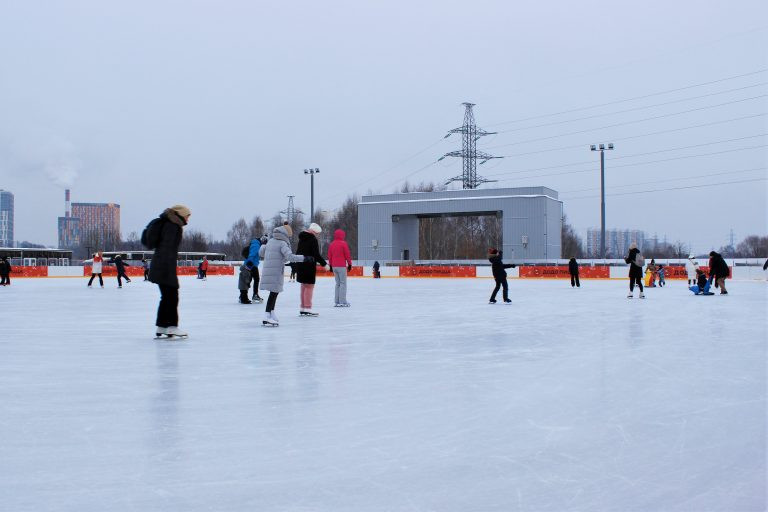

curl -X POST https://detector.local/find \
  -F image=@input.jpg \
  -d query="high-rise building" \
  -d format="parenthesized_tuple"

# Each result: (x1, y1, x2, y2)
(0, 189, 14, 247)
(586, 228, 645, 258)
(57, 189, 80, 249)
(70, 201, 121, 250)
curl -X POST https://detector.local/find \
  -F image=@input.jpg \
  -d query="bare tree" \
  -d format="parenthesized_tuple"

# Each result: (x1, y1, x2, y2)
(736, 235, 768, 257)
(560, 215, 584, 258)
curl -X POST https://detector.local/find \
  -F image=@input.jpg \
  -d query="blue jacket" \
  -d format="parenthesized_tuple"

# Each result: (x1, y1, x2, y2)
(245, 239, 262, 267)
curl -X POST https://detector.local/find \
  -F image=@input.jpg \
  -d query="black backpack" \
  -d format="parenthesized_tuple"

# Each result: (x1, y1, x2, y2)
(241, 245, 250, 259)
(141, 217, 164, 250)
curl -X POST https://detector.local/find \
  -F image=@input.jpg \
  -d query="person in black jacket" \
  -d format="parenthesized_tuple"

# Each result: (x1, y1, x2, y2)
(568, 257, 580, 288)
(110, 254, 131, 288)
(373, 261, 381, 279)
(0, 256, 11, 286)
(624, 242, 645, 298)
(488, 248, 515, 303)
(295, 223, 327, 315)
(149, 205, 189, 338)
(708, 251, 729, 294)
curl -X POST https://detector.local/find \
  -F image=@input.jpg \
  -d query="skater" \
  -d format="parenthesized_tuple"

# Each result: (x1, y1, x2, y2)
(142, 259, 150, 281)
(0, 256, 11, 286)
(259, 223, 311, 326)
(568, 257, 580, 288)
(646, 259, 658, 287)
(488, 248, 515, 303)
(199, 256, 208, 280)
(196, 260, 203, 279)
(295, 223, 327, 316)
(373, 260, 381, 279)
(657, 264, 666, 287)
(238, 235, 266, 304)
(327, 228, 353, 307)
(764, 258, 768, 271)
(708, 250, 729, 295)
(110, 254, 131, 288)
(689, 268, 713, 295)
(685, 255, 699, 285)
(624, 242, 645, 298)
(87, 251, 105, 287)
(148, 205, 190, 338)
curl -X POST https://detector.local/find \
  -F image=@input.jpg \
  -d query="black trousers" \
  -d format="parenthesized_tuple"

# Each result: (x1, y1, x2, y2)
(251, 267, 261, 297)
(88, 273, 103, 286)
(265, 291, 279, 312)
(117, 270, 131, 286)
(144, 269, 149, 280)
(570, 274, 580, 287)
(156, 284, 179, 328)
(490, 278, 509, 301)
(629, 276, 644, 291)
(0, 274, 9, 285)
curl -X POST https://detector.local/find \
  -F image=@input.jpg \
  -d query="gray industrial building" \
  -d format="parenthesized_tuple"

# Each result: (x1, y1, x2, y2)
(357, 187, 562, 261)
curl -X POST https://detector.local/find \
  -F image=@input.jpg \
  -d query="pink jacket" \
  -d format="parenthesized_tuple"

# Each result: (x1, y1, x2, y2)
(327, 229, 352, 268)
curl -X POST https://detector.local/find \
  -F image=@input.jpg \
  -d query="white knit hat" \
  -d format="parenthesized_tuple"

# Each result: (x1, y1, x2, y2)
(308, 222, 322, 234)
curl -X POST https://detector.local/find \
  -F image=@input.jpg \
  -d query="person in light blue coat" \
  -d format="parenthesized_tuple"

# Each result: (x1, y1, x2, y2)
(259, 224, 311, 326)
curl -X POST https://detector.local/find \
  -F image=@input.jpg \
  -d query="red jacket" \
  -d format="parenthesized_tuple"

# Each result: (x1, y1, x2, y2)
(201, 260, 209, 271)
(327, 229, 352, 268)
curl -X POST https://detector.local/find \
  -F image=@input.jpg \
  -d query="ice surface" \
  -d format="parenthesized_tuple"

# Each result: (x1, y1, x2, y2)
(0, 276, 765, 512)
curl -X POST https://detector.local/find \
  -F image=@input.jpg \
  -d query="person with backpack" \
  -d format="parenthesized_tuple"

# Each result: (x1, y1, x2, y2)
(327, 228, 353, 307)
(259, 224, 311, 326)
(109, 254, 131, 288)
(238, 235, 266, 304)
(87, 251, 105, 288)
(624, 242, 645, 299)
(568, 257, 580, 288)
(708, 251, 730, 295)
(0, 256, 11, 286)
(295, 223, 327, 316)
(145, 205, 190, 339)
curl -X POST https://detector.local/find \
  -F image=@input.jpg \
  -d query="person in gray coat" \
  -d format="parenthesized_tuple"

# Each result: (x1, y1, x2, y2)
(258, 224, 312, 326)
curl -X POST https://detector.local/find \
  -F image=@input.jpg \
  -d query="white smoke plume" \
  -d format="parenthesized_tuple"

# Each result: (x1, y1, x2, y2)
(43, 139, 81, 188)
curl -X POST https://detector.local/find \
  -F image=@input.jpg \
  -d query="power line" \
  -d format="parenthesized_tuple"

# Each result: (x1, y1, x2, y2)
(486, 68, 768, 127)
(495, 82, 767, 134)
(486, 136, 767, 178)
(564, 177, 767, 200)
(484, 94, 768, 150)
(491, 113, 767, 158)
(491, 144, 768, 182)
(559, 166, 767, 194)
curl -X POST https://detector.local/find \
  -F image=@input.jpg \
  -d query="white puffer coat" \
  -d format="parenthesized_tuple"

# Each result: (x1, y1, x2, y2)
(259, 226, 305, 293)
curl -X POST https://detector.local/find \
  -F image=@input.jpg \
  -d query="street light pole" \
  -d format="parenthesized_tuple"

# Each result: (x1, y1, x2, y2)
(303, 168, 320, 224)
(590, 143, 614, 259)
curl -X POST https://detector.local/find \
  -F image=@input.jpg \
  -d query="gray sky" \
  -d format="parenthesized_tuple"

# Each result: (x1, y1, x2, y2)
(1, 0, 766, 253)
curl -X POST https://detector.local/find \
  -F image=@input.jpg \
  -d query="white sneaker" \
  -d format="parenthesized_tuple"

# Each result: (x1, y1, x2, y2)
(166, 326, 188, 337)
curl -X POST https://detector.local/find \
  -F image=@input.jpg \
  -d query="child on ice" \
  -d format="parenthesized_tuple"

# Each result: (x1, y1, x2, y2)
(689, 268, 713, 295)
(488, 248, 515, 303)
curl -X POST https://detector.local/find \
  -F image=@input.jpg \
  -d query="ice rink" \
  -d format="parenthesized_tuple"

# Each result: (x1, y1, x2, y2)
(0, 275, 765, 512)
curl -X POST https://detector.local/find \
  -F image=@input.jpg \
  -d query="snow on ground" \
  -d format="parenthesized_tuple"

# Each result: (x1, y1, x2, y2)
(0, 275, 765, 512)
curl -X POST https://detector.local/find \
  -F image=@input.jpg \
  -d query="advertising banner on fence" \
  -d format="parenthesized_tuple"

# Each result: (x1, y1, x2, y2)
(317, 266, 363, 277)
(519, 266, 610, 279)
(84, 265, 234, 277)
(399, 266, 477, 278)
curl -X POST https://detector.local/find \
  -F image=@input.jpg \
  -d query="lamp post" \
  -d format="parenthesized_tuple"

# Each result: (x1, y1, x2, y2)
(590, 143, 614, 259)
(303, 168, 320, 223)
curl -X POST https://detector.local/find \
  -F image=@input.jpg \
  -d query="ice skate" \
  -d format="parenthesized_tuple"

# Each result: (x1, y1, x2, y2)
(300, 309, 319, 317)
(504, 299, 512, 304)
(639, 293, 646, 299)
(164, 326, 188, 339)
(262, 312, 278, 327)
(488, 299, 497, 304)
(252, 295, 264, 303)
(154, 326, 167, 338)
(627, 292, 633, 299)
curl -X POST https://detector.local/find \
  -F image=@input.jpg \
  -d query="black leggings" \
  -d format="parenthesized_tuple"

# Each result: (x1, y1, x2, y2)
(117, 270, 131, 286)
(156, 284, 179, 328)
(265, 291, 279, 312)
(629, 276, 643, 291)
(570, 274, 580, 287)
(0, 274, 9, 285)
(88, 273, 103, 286)
(490, 278, 509, 301)
(251, 267, 260, 296)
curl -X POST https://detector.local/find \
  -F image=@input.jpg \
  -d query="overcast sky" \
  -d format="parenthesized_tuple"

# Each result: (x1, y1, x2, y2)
(1, 0, 766, 253)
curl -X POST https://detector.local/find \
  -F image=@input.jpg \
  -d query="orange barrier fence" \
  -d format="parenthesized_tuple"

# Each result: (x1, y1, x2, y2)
(519, 266, 609, 279)
(317, 266, 364, 277)
(399, 265, 477, 277)
(652, 265, 731, 279)
(78, 265, 233, 277)
(7, 266, 49, 277)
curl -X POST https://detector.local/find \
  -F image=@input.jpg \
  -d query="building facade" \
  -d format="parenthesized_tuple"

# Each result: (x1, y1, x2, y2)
(70, 202, 121, 250)
(358, 187, 562, 261)
(0, 190, 14, 247)
(586, 228, 646, 258)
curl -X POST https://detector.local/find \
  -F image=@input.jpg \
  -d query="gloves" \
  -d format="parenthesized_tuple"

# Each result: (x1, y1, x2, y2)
(304, 256, 315, 264)
(347, 264, 352, 272)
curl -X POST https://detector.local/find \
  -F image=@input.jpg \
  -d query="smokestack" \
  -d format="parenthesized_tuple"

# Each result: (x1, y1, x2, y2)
(65, 189, 71, 217)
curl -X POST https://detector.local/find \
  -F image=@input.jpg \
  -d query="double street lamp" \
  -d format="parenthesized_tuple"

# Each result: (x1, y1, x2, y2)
(590, 143, 614, 259)
(303, 168, 320, 224)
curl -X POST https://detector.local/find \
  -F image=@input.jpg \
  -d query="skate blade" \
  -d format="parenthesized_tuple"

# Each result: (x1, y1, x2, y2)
(262, 321, 279, 327)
